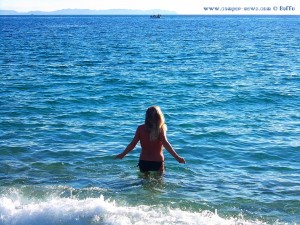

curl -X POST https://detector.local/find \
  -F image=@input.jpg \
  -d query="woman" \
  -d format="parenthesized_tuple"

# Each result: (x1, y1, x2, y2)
(115, 106, 185, 173)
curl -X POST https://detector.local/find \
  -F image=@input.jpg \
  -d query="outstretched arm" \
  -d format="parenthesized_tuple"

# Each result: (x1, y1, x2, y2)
(115, 127, 140, 159)
(160, 130, 185, 164)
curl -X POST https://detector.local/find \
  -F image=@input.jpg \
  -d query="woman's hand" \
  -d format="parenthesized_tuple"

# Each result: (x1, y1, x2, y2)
(177, 156, 186, 164)
(114, 153, 125, 159)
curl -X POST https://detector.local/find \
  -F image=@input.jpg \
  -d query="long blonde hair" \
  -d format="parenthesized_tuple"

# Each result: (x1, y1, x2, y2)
(145, 106, 166, 141)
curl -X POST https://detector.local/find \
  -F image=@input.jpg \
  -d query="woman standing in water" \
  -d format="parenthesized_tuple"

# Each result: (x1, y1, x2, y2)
(115, 106, 185, 173)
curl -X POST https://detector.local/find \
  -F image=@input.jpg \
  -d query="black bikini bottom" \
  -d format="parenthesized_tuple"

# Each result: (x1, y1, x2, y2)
(138, 160, 164, 172)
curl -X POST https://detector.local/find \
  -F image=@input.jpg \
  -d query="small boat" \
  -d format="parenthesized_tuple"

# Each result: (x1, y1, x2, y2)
(150, 14, 161, 18)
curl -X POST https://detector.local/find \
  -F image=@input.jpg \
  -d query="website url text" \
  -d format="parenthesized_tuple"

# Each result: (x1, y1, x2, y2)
(203, 6, 295, 12)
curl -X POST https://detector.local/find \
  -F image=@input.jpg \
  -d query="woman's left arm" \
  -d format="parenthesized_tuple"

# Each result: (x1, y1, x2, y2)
(115, 127, 140, 159)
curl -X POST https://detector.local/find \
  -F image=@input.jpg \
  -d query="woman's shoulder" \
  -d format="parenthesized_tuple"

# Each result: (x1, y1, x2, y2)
(137, 124, 147, 136)
(158, 124, 167, 138)
(161, 123, 167, 132)
(137, 124, 146, 131)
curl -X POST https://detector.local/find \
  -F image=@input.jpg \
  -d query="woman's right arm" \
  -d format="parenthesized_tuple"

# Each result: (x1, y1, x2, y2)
(160, 129, 185, 164)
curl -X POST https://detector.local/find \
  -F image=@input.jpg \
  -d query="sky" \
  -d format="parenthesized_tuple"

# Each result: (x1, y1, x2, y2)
(0, 0, 299, 15)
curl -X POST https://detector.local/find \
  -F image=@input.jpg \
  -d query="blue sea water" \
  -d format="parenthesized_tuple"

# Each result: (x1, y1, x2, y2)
(0, 15, 300, 225)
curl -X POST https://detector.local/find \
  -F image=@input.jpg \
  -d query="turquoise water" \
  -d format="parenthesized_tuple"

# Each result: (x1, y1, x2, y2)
(0, 15, 300, 224)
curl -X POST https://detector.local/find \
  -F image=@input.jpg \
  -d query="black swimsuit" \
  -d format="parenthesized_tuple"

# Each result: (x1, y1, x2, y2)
(138, 160, 164, 172)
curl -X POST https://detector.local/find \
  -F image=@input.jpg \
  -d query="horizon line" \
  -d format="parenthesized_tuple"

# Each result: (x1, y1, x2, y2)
(1, 8, 299, 16)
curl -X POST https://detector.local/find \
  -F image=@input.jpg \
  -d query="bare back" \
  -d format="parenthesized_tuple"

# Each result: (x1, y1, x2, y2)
(138, 124, 164, 162)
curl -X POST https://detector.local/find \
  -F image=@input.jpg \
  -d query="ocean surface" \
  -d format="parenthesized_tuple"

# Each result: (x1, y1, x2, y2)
(0, 15, 299, 225)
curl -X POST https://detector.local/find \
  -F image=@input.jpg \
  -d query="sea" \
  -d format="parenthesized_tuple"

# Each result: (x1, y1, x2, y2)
(0, 15, 299, 225)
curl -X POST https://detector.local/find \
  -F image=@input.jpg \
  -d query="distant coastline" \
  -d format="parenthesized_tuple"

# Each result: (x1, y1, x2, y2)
(0, 9, 177, 15)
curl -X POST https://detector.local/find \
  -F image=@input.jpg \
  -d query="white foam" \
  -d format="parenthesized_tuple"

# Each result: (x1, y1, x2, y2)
(0, 194, 269, 225)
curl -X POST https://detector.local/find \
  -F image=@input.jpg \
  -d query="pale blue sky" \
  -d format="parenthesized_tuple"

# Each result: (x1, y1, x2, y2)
(0, 0, 299, 14)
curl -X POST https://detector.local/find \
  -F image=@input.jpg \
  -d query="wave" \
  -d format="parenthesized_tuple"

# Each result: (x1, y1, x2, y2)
(0, 194, 270, 225)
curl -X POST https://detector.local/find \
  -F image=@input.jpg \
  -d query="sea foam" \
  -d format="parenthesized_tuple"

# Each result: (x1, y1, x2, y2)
(0, 194, 268, 225)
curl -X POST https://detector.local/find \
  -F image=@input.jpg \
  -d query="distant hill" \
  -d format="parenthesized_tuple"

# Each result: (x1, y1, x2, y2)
(0, 10, 20, 15)
(0, 9, 177, 15)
